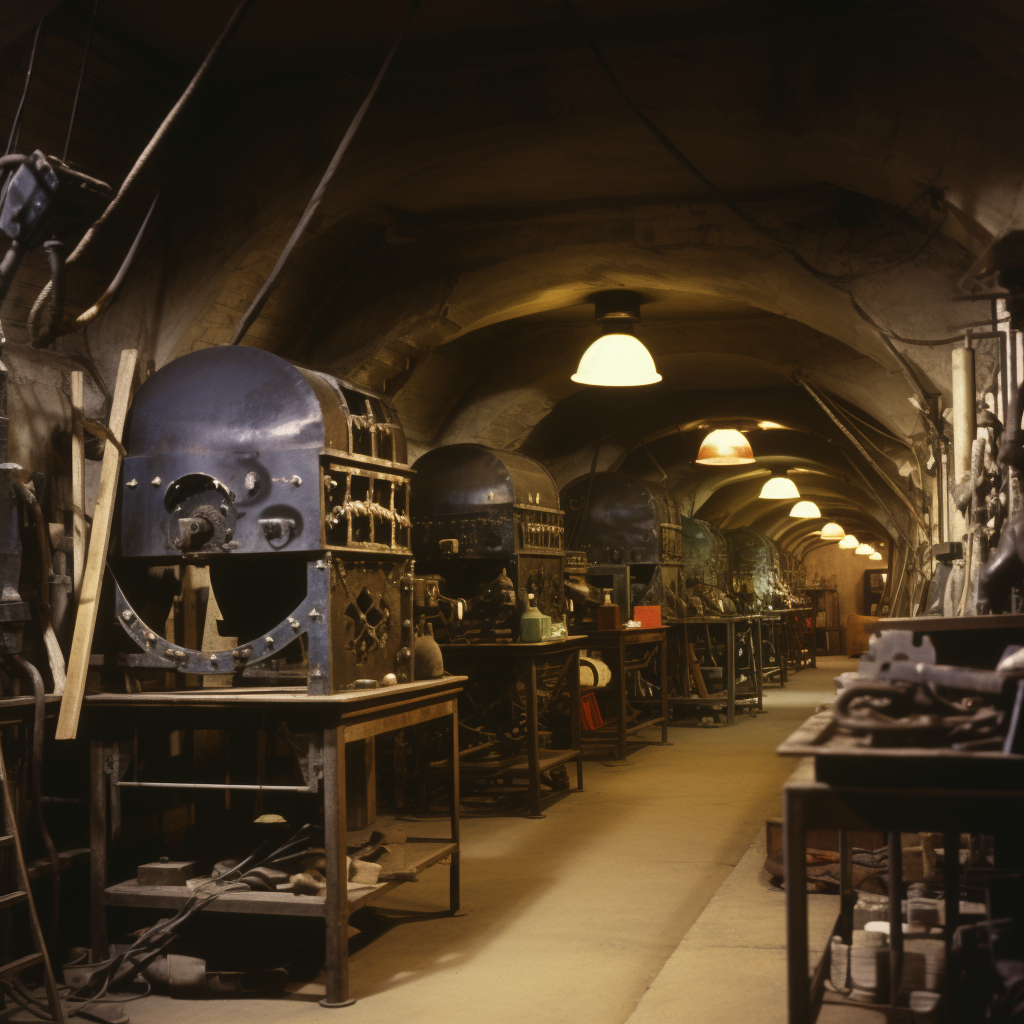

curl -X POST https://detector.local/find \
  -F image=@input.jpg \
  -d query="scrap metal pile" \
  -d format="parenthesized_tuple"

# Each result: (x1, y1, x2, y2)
(834, 631, 1024, 752)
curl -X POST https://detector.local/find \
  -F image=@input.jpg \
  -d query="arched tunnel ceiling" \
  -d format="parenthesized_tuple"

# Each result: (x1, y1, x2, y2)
(11, 0, 1023, 564)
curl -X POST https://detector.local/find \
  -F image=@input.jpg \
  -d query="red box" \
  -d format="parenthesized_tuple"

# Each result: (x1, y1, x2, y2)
(634, 605, 661, 628)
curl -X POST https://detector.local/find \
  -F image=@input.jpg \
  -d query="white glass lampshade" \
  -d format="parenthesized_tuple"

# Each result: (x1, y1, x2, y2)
(759, 473, 800, 500)
(696, 428, 755, 466)
(854, 543, 874, 555)
(869, 551, 883, 561)
(789, 500, 821, 519)
(838, 534, 859, 549)
(819, 522, 845, 541)
(571, 332, 662, 387)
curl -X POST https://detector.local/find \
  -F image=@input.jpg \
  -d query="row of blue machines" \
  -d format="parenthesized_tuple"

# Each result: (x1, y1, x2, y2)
(411, 442, 806, 649)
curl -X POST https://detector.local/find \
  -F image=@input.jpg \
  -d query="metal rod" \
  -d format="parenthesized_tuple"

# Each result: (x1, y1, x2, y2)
(115, 780, 316, 792)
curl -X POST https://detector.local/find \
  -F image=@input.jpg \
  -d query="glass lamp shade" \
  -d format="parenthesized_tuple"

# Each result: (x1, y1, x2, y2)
(696, 428, 755, 466)
(838, 534, 859, 549)
(759, 473, 800, 500)
(854, 543, 874, 555)
(869, 551, 883, 561)
(789, 500, 822, 519)
(571, 333, 662, 387)
(819, 522, 845, 541)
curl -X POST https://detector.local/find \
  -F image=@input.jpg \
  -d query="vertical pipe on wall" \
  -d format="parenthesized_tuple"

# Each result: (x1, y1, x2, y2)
(951, 344, 976, 542)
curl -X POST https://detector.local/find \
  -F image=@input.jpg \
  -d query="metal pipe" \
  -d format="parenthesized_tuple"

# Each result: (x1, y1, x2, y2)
(951, 344, 976, 541)
(115, 780, 317, 793)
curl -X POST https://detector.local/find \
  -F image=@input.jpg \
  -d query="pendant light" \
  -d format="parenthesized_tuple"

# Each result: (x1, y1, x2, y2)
(789, 500, 821, 518)
(696, 428, 755, 466)
(819, 522, 845, 541)
(759, 472, 800, 500)
(838, 534, 859, 549)
(854, 542, 874, 555)
(571, 292, 661, 387)
(869, 551, 883, 561)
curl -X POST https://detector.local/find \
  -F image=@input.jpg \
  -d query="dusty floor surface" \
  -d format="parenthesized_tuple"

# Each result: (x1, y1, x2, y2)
(121, 656, 851, 1024)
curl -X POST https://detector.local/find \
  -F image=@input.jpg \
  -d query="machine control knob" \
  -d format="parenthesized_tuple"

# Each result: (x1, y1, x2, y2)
(175, 514, 215, 550)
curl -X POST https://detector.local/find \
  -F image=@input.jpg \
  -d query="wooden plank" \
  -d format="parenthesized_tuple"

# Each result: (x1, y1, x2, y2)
(57, 348, 138, 740)
(70, 371, 86, 607)
(82, 678, 466, 706)
(341, 698, 455, 742)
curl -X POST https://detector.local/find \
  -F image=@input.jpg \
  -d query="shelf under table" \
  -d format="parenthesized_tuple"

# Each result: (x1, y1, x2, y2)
(458, 749, 580, 777)
(103, 840, 457, 917)
(581, 716, 665, 740)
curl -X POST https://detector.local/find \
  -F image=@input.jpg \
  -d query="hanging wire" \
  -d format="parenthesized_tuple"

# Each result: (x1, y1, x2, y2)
(26, 0, 256, 342)
(229, 0, 424, 346)
(63, 0, 98, 163)
(5, 20, 43, 155)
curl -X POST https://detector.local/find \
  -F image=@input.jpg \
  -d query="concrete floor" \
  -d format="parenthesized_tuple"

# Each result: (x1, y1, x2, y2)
(126, 656, 852, 1024)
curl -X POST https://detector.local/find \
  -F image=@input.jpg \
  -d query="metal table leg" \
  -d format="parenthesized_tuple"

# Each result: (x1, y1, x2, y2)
(840, 829, 854, 942)
(755, 617, 765, 711)
(944, 830, 959, 1022)
(726, 621, 736, 727)
(449, 701, 461, 913)
(90, 737, 108, 963)
(888, 830, 903, 1007)
(571, 649, 584, 791)
(659, 635, 670, 743)
(785, 784, 810, 1024)
(617, 642, 628, 760)
(526, 661, 544, 818)
(322, 724, 354, 1008)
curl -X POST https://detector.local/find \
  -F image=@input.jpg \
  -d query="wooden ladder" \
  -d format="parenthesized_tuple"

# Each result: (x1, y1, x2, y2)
(0, 733, 64, 1022)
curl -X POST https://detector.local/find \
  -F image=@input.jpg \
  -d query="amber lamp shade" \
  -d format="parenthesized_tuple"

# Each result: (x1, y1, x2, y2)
(696, 429, 755, 466)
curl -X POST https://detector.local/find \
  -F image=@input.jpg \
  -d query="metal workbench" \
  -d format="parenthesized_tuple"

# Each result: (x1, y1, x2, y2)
(438, 636, 584, 818)
(668, 615, 763, 725)
(579, 627, 669, 760)
(85, 676, 465, 1008)
(778, 709, 1024, 1023)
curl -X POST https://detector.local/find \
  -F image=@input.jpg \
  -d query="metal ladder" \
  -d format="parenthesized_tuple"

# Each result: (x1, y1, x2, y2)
(0, 733, 64, 1022)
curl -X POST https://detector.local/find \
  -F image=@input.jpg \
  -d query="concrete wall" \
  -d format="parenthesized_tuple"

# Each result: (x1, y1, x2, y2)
(803, 543, 874, 624)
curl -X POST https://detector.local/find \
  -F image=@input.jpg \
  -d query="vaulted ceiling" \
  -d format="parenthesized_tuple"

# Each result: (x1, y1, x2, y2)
(4, 0, 1022, 568)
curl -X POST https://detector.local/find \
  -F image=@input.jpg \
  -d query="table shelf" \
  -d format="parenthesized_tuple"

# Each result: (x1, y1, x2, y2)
(457, 749, 581, 777)
(104, 840, 457, 917)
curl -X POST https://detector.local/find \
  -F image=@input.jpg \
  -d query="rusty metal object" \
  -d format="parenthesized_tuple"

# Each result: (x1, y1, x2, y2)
(833, 630, 1024, 750)
(110, 346, 415, 693)
(412, 444, 566, 641)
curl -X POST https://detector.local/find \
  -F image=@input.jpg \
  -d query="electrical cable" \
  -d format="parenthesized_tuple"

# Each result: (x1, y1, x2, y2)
(31, 191, 160, 346)
(229, 0, 423, 346)
(27, 0, 256, 345)
(63, 0, 98, 163)
(5, 21, 43, 156)
(796, 375, 926, 546)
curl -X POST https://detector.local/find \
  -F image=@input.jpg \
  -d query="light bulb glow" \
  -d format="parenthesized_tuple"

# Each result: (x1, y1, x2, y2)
(696, 428, 755, 466)
(820, 522, 845, 541)
(838, 534, 859, 549)
(572, 332, 662, 387)
(869, 551, 883, 561)
(759, 473, 800, 500)
(789, 500, 822, 519)
(855, 543, 874, 555)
